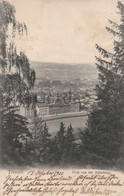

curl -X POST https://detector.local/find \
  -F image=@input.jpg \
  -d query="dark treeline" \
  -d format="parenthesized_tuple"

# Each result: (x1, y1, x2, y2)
(0, 113, 86, 167)
(16, 121, 81, 167)
(1, 117, 123, 170)
(1, 115, 81, 167)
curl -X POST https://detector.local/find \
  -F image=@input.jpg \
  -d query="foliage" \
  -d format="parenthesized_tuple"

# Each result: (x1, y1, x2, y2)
(37, 123, 51, 164)
(1, 108, 32, 165)
(79, 1, 124, 169)
(64, 124, 76, 163)
(0, 0, 36, 166)
(52, 122, 78, 166)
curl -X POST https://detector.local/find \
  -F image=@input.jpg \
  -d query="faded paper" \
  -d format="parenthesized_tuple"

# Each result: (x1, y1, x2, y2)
(0, 0, 124, 196)
(0, 169, 124, 196)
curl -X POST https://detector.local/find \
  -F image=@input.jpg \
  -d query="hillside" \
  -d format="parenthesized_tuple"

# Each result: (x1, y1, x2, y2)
(30, 61, 98, 82)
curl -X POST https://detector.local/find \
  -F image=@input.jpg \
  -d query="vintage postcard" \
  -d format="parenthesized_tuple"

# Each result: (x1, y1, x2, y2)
(0, 0, 124, 195)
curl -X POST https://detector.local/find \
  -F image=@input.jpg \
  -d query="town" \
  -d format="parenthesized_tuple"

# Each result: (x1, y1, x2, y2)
(19, 76, 97, 120)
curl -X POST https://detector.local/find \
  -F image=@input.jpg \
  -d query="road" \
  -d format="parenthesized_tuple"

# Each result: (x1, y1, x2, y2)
(42, 111, 88, 122)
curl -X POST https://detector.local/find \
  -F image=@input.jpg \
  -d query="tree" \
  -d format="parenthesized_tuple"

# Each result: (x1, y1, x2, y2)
(0, 0, 36, 166)
(57, 122, 65, 150)
(80, 1, 124, 169)
(1, 109, 32, 165)
(38, 123, 51, 164)
(56, 122, 66, 164)
(64, 124, 75, 163)
(50, 136, 60, 165)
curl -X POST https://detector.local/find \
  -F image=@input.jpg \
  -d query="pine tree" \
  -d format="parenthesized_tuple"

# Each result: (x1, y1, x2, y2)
(38, 123, 51, 164)
(80, 1, 124, 169)
(64, 124, 76, 164)
(56, 122, 66, 164)
(57, 122, 65, 149)
(50, 136, 60, 165)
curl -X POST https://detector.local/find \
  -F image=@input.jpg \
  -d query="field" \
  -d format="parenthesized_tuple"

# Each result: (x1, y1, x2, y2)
(44, 115, 88, 138)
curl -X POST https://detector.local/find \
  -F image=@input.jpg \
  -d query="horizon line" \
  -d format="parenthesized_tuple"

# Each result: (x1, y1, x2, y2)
(29, 60, 95, 65)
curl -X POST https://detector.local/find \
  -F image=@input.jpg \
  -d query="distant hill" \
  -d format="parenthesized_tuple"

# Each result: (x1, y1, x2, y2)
(30, 61, 98, 82)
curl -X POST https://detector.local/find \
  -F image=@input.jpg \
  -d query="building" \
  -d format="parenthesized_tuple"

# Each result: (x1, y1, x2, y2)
(15, 98, 80, 119)
(38, 106, 49, 117)
(37, 101, 80, 116)
(49, 103, 71, 115)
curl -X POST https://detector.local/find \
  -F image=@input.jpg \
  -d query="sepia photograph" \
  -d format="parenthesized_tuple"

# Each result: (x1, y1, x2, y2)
(0, 0, 124, 175)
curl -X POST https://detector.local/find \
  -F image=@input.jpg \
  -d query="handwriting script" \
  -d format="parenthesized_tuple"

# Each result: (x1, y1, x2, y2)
(2, 170, 124, 196)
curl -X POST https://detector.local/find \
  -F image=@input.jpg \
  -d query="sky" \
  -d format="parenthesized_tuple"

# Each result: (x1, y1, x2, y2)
(8, 0, 121, 64)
